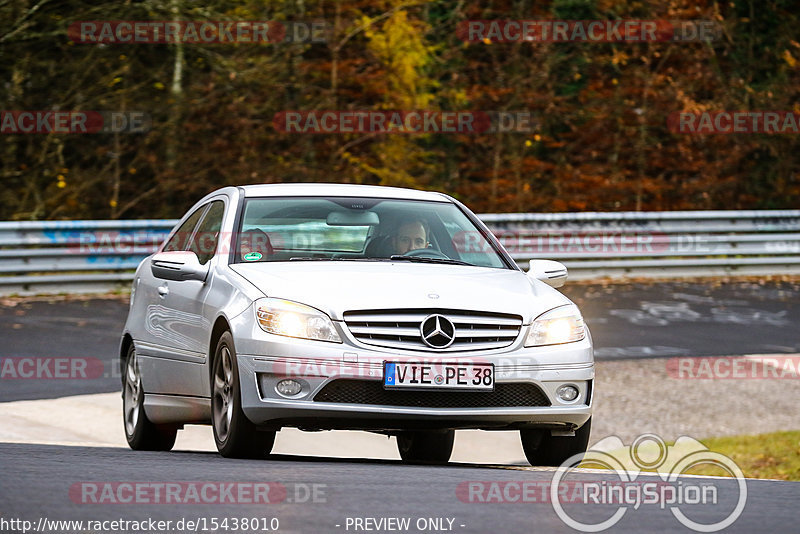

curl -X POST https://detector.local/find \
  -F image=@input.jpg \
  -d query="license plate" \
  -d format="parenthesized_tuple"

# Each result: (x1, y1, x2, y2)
(383, 361, 494, 391)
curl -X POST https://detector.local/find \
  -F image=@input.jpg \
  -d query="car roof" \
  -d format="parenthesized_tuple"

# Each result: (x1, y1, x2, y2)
(240, 183, 450, 202)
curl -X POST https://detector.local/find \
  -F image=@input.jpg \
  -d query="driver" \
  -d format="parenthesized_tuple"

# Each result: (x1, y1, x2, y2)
(392, 219, 429, 255)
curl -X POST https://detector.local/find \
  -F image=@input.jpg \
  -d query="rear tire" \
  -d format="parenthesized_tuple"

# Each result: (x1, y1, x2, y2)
(397, 430, 455, 464)
(211, 331, 276, 458)
(520, 418, 592, 467)
(123, 344, 177, 451)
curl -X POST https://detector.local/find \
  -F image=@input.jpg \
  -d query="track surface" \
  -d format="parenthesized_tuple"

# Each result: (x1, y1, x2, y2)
(1, 280, 798, 402)
(1, 281, 799, 533)
(1, 443, 796, 534)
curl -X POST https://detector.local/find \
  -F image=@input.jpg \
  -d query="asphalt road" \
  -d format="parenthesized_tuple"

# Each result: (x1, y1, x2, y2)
(0, 298, 127, 402)
(564, 279, 800, 359)
(1, 280, 798, 402)
(1, 282, 799, 534)
(0, 443, 796, 534)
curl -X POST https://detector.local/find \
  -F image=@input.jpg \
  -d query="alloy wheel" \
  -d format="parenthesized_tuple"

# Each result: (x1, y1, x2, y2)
(212, 345, 235, 443)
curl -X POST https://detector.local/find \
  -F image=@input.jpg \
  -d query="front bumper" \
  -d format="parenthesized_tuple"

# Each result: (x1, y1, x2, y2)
(233, 320, 594, 432)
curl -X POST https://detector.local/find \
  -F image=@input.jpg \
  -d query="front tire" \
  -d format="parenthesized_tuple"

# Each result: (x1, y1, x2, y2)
(520, 418, 592, 467)
(211, 331, 275, 458)
(397, 430, 455, 464)
(123, 344, 177, 451)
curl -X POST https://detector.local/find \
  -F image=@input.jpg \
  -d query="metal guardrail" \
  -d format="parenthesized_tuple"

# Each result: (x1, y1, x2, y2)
(481, 210, 800, 279)
(0, 210, 798, 295)
(0, 219, 172, 295)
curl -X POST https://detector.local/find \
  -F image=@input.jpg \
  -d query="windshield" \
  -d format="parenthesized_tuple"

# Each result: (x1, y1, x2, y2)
(234, 196, 508, 268)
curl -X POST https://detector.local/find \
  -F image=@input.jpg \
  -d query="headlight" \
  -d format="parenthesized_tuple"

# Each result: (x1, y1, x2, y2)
(255, 298, 341, 343)
(525, 304, 585, 347)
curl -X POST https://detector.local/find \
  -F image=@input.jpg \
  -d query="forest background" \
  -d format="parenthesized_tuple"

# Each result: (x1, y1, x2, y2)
(1, 0, 798, 220)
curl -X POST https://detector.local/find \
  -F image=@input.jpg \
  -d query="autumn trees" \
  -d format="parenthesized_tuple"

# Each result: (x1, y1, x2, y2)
(0, 0, 798, 220)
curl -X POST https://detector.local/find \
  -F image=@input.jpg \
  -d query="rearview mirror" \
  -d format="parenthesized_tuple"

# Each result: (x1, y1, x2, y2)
(527, 259, 568, 288)
(150, 251, 209, 282)
(326, 210, 380, 226)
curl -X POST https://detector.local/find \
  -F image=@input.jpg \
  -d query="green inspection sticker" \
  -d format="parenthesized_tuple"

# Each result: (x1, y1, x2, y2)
(243, 252, 262, 261)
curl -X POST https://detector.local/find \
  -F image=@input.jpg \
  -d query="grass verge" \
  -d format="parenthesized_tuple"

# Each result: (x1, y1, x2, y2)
(581, 430, 800, 481)
(684, 430, 800, 481)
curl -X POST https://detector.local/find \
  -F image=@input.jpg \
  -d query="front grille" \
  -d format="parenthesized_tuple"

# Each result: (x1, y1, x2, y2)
(343, 308, 522, 352)
(313, 379, 550, 408)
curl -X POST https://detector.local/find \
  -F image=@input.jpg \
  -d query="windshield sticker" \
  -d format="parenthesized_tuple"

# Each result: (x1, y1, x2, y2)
(243, 252, 263, 261)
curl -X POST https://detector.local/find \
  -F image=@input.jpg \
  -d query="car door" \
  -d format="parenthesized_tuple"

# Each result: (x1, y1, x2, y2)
(138, 199, 226, 397)
(134, 203, 206, 356)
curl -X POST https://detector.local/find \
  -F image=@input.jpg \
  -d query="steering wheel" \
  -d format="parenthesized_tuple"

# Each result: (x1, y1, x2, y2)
(401, 247, 450, 259)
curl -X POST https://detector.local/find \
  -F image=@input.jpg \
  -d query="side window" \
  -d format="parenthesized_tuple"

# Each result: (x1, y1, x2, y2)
(163, 206, 207, 252)
(190, 200, 225, 265)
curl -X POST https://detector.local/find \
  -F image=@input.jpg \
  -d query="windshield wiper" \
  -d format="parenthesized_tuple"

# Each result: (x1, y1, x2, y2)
(389, 255, 474, 266)
(288, 257, 385, 262)
(287, 256, 474, 266)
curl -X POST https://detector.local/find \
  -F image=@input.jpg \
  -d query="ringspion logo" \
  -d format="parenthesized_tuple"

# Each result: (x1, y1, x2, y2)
(551, 434, 747, 532)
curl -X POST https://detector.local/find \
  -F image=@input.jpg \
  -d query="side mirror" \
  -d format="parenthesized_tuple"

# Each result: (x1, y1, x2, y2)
(150, 251, 209, 282)
(527, 259, 568, 288)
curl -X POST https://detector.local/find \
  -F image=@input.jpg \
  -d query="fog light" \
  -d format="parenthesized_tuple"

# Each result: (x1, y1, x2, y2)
(276, 379, 302, 396)
(557, 385, 579, 402)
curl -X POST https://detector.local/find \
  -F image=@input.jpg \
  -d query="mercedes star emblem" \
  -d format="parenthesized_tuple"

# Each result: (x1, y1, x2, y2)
(420, 314, 456, 349)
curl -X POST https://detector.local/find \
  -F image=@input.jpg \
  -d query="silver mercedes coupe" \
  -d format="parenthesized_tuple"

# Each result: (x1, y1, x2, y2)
(120, 183, 594, 464)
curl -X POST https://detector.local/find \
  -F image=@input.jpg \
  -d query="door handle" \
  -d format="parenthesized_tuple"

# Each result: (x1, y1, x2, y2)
(157, 285, 169, 298)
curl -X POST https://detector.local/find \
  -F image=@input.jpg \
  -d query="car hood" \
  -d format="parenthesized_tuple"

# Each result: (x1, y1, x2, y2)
(229, 261, 571, 323)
